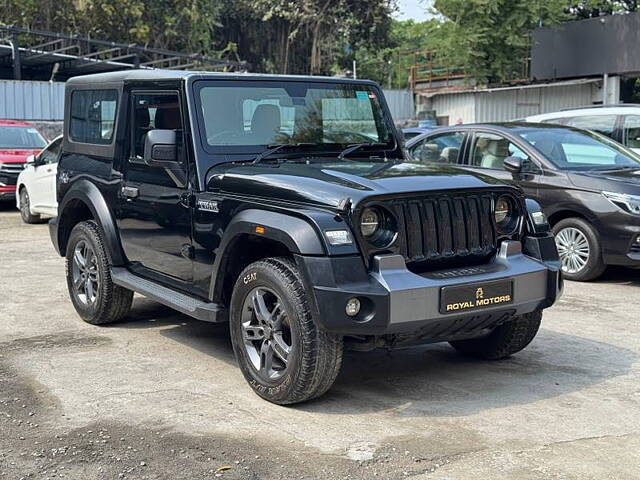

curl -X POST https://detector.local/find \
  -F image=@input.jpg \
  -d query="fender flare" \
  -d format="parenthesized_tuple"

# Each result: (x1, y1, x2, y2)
(209, 209, 327, 301)
(57, 179, 126, 265)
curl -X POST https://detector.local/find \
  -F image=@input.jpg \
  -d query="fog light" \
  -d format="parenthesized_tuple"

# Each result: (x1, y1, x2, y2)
(345, 298, 361, 317)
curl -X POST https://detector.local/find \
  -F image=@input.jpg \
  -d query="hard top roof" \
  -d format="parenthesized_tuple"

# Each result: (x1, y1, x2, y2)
(66, 69, 379, 86)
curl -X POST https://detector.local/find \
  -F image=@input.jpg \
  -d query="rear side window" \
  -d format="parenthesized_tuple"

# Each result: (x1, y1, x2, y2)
(70, 90, 118, 145)
(409, 132, 464, 164)
(564, 115, 617, 138)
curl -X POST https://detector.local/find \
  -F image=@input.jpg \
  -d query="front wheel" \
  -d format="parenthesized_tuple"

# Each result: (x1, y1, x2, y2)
(552, 218, 606, 281)
(230, 257, 343, 405)
(19, 188, 40, 224)
(449, 310, 542, 360)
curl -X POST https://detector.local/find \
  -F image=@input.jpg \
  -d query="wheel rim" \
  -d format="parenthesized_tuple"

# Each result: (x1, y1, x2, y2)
(240, 287, 292, 381)
(20, 190, 30, 218)
(72, 240, 99, 306)
(555, 227, 590, 274)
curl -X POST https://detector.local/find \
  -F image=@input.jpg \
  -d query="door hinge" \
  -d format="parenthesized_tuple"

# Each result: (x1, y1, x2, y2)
(180, 244, 195, 260)
(181, 193, 196, 208)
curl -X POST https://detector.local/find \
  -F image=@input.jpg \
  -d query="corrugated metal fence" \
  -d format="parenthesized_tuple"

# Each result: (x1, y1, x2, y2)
(0, 80, 65, 121)
(383, 89, 415, 121)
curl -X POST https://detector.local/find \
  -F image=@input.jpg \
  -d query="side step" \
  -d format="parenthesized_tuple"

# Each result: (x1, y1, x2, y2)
(111, 267, 227, 323)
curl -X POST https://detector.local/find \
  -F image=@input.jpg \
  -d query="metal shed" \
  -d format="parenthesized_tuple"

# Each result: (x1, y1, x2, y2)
(418, 78, 605, 125)
(0, 80, 65, 120)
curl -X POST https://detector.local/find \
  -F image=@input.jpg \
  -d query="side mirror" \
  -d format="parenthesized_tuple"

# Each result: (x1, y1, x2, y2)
(26, 154, 36, 165)
(143, 129, 179, 167)
(503, 155, 523, 174)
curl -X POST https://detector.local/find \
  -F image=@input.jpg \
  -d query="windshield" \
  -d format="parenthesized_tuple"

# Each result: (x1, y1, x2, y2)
(195, 81, 394, 153)
(0, 126, 47, 149)
(516, 127, 640, 170)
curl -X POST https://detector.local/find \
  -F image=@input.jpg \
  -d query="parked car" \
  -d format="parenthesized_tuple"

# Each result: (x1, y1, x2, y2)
(526, 104, 640, 153)
(49, 71, 561, 405)
(0, 120, 48, 202)
(16, 136, 62, 223)
(406, 123, 640, 281)
(402, 126, 438, 140)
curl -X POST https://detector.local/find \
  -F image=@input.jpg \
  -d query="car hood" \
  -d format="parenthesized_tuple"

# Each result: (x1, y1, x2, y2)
(208, 161, 510, 209)
(0, 148, 41, 164)
(569, 168, 640, 194)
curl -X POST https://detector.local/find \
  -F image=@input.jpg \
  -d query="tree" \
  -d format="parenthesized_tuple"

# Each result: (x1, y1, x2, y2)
(568, 0, 638, 18)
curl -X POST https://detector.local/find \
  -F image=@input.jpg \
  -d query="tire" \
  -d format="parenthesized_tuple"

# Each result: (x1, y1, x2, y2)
(19, 188, 41, 224)
(65, 220, 133, 325)
(552, 217, 606, 281)
(449, 310, 542, 360)
(229, 257, 343, 405)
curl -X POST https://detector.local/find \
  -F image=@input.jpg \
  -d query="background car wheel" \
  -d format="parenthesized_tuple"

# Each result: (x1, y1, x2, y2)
(230, 257, 343, 405)
(552, 218, 606, 281)
(19, 188, 41, 224)
(449, 310, 543, 360)
(65, 220, 133, 325)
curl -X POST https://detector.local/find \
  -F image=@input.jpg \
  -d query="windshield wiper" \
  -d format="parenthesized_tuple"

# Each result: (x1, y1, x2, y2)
(252, 143, 315, 164)
(338, 142, 388, 161)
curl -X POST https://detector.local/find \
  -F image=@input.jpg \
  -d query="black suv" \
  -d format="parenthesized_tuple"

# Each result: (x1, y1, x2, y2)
(50, 71, 562, 404)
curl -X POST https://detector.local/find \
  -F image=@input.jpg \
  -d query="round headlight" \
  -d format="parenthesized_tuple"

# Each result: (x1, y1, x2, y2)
(495, 196, 511, 224)
(494, 195, 519, 234)
(360, 208, 380, 237)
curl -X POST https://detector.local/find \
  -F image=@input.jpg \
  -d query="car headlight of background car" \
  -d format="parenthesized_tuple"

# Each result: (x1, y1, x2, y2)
(602, 191, 640, 215)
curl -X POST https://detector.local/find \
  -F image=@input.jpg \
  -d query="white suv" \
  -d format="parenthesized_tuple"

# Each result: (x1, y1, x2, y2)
(16, 136, 61, 223)
(526, 105, 640, 153)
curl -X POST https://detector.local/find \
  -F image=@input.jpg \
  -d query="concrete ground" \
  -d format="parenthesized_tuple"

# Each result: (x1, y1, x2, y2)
(1, 203, 639, 480)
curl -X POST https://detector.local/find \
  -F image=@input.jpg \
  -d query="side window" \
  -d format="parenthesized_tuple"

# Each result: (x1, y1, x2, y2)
(469, 132, 523, 170)
(564, 115, 617, 139)
(127, 92, 185, 188)
(409, 132, 464, 164)
(623, 115, 640, 149)
(70, 90, 117, 144)
(131, 93, 183, 161)
(38, 138, 62, 165)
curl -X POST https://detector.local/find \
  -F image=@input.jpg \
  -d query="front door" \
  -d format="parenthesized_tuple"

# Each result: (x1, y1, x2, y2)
(116, 91, 193, 284)
(32, 136, 61, 214)
(462, 131, 541, 199)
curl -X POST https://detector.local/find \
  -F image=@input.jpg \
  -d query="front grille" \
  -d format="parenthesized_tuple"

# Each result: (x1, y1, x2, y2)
(0, 163, 24, 186)
(358, 190, 520, 270)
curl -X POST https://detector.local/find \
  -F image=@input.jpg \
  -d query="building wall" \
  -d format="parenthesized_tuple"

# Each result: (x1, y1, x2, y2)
(0, 80, 65, 121)
(382, 89, 415, 122)
(426, 80, 601, 125)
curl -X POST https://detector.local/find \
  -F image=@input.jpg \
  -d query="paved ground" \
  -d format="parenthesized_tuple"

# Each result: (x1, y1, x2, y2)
(1, 203, 639, 479)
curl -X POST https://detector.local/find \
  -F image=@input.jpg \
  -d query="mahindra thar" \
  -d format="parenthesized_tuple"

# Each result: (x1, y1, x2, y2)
(50, 70, 562, 404)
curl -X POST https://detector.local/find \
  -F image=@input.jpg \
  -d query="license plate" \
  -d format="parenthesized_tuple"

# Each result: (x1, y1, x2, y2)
(440, 279, 513, 314)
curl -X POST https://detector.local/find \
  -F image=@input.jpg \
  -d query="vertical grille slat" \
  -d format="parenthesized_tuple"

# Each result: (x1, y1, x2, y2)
(377, 191, 501, 268)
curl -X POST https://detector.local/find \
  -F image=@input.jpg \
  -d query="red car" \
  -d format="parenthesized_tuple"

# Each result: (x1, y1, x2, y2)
(0, 120, 48, 202)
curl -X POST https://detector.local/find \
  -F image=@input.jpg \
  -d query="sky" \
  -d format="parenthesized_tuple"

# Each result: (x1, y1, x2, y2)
(395, 0, 430, 22)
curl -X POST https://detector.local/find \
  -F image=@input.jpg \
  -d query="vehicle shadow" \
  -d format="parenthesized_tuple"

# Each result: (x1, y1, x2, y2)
(112, 298, 635, 418)
(590, 266, 640, 287)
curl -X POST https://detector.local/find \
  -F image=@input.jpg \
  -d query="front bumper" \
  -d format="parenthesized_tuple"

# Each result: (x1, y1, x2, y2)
(297, 235, 562, 337)
(0, 185, 16, 201)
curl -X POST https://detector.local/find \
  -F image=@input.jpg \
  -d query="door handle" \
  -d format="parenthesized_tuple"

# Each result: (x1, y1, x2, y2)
(121, 186, 139, 199)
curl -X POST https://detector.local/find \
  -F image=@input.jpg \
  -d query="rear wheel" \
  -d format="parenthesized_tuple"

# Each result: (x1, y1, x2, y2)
(65, 220, 133, 325)
(19, 188, 40, 224)
(230, 257, 343, 405)
(553, 218, 606, 281)
(449, 310, 542, 360)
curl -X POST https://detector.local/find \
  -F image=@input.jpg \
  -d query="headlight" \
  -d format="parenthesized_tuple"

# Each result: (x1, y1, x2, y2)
(359, 206, 397, 248)
(602, 191, 640, 215)
(360, 207, 380, 237)
(494, 195, 519, 235)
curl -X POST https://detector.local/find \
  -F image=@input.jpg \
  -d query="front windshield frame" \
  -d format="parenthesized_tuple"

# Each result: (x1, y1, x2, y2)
(0, 125, 47, 149)
(514, 126, 640, 171)
(191, 79, 397, 157)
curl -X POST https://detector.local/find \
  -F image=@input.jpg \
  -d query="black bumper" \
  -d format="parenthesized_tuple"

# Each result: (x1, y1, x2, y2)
(296, 235, 562, 336)
(48, 216, 61, 255)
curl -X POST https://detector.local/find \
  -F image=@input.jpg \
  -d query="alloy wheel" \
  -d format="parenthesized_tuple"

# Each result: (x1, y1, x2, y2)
(241, 287, 292, 381)
(71, 240, 99, 306)
(20, 190, 30, 219)
(555, 226, 590, 274)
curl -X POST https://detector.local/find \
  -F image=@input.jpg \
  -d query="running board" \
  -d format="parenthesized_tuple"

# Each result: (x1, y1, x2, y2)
(111, 268, 227, 323)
